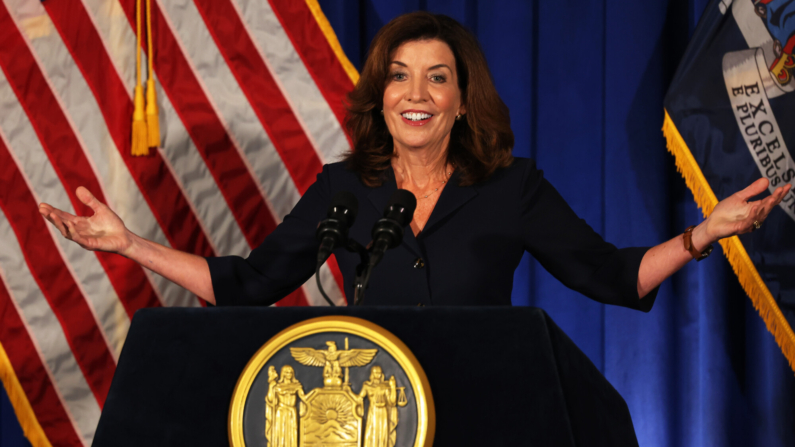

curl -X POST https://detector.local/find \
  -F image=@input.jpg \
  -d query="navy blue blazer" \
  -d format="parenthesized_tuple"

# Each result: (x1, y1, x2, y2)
(207, 158, 658, 310)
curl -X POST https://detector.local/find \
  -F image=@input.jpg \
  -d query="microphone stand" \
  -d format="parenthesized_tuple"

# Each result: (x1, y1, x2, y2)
(346, 239, 370, 306)
(315, 237, 372, 307)
(353, 262, 373, 306)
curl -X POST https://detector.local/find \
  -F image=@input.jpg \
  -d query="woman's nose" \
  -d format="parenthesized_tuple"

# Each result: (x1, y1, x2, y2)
(406, 79, 428, 102)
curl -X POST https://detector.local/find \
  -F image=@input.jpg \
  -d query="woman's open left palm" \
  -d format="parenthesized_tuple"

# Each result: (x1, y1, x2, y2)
(705, 178, 792, 240)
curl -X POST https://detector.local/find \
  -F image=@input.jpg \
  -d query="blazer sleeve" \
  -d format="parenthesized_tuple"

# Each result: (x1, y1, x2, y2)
(519, 160, 659, 312)
(205, 165, 333, 306)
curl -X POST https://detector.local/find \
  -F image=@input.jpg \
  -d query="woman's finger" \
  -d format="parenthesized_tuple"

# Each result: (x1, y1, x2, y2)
(48, 213, 69, 238)
(757, 185, 791, 218)
(76, 186, 103, 213)
(775, 184, 792, 201)
(737, 177, 769, 201)
(63, 221, 84, 248)
(39, 203, 79, 224)
(38, 203, 58, 222)
(39, 203, 87, 240)
(743, 184, 791, 226)
(49, 207, 80, 224)
(746, 197, 780, 232)
(39, 208, 67, 237)
(46, 213, 74, 238)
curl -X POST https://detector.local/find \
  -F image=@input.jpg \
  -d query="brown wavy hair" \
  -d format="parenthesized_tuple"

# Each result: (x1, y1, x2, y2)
(344, 12, 514, 187)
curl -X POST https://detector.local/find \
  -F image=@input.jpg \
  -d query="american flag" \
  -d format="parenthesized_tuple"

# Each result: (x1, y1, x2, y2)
(0, 0, 354, 445)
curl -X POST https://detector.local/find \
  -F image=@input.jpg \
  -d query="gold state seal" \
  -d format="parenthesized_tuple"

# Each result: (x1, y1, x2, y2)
(229, 316, 434, 447)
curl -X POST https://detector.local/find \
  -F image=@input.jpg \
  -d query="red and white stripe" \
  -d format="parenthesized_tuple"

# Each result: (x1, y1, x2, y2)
(0, 0, 354, 444)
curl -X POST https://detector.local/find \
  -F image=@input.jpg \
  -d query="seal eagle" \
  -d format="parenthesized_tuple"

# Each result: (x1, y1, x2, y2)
(290, 341, 377, 381)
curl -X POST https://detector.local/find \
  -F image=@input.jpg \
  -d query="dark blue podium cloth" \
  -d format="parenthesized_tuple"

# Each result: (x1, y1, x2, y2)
(93, 307, 638, 446)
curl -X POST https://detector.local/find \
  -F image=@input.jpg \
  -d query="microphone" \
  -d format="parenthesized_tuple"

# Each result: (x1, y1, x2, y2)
(368, 189, 417, 268)
(353, 190, 415, 306)
(316, 191, 359, 266)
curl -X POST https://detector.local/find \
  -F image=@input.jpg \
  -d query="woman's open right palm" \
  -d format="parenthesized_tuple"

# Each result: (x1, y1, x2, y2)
(39, 186, 132, 255)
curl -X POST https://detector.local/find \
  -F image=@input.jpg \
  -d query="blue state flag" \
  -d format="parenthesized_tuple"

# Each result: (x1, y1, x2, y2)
(664, 0, 795, 371)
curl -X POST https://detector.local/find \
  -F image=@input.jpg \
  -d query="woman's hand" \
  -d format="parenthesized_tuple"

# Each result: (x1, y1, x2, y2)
(38, 187, 133, 255)
(702, 178, 791, 243)
(637, 178, 790, 299)
(39, 187, 216, 303)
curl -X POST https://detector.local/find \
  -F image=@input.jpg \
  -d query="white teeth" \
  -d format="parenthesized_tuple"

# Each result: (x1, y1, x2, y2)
(402, 112, 432, 121)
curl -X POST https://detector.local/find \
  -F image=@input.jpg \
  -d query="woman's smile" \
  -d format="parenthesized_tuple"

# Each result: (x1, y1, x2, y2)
(400, 109, 434, 126)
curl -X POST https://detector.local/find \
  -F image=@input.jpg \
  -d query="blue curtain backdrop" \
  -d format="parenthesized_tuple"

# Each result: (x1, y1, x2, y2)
(317, 0, 795, 446)
(1, 1, 794, 446)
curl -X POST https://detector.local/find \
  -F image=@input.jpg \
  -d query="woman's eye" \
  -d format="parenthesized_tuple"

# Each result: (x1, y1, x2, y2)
(391, 72, 407, 81)
(430, 74, 446, 82)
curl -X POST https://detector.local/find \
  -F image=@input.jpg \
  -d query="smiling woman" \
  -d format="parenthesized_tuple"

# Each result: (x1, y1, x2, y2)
(383, 40, 464, 154)
(38, 11, 790, 309)
(344, 13, 514, 190)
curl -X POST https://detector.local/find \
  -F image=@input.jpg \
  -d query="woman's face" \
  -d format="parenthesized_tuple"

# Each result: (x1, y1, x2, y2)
(383, 39, 465, 154)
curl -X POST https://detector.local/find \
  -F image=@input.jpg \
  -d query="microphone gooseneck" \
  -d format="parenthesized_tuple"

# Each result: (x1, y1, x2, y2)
(315, 191, 359, 306)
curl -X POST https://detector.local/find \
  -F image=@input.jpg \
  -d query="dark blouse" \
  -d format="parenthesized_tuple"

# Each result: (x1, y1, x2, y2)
(206, 158, 658, 309)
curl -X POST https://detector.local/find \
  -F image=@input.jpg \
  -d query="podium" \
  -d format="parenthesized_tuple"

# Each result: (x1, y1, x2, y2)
(93, 307, 638, 446)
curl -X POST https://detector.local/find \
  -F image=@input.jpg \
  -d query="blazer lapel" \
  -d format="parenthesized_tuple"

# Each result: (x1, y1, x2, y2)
(422, 171, 478, 235)
(367, 168, 422, 257)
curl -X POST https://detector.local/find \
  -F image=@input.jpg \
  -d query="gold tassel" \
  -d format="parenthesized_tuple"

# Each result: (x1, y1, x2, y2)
(132, 85, 148, 156)
(145, 0, 160, 148)
(145, 81, 159, 149)
(663, 109, 795, 374)
(131, 0, 148, 156)
(0, 342, 53, 447)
